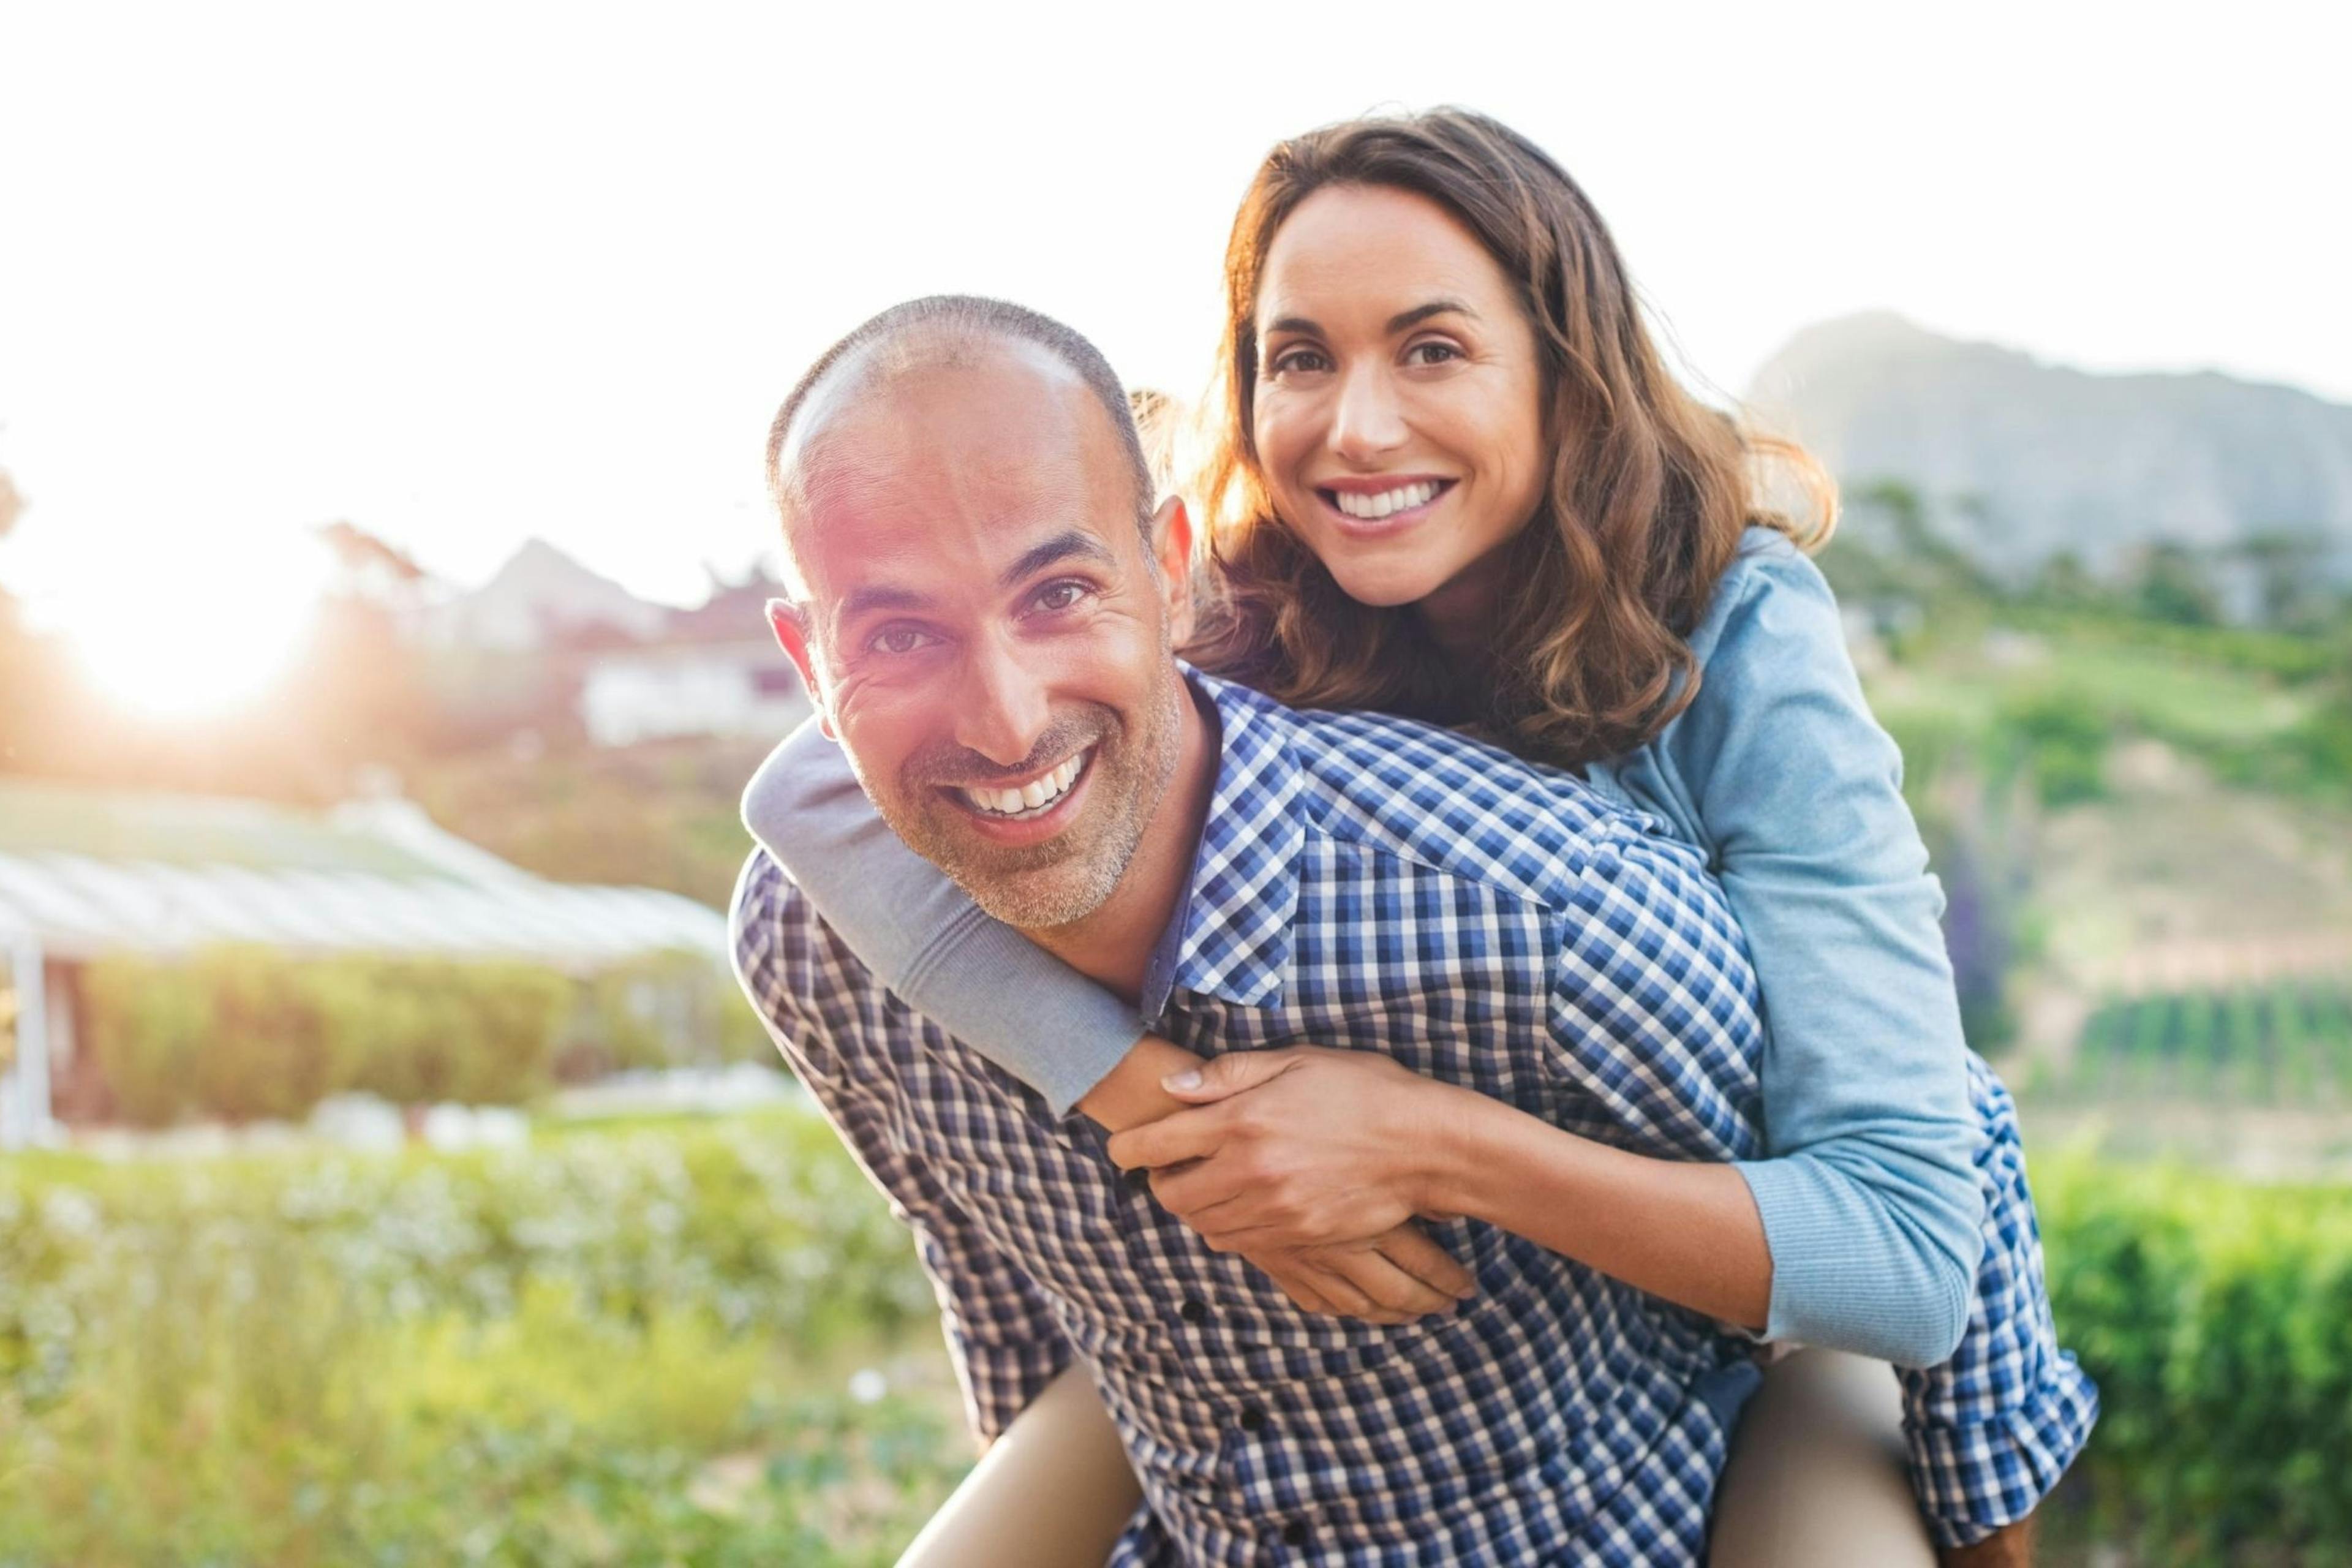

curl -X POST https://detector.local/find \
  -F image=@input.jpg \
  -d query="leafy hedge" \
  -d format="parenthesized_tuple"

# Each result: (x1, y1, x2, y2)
(2035, 1152, 2352, 1562)
(77, 944, 768, 1126)
(3, 1116, 2346, 1562)
(0, 1113, 957, 1564)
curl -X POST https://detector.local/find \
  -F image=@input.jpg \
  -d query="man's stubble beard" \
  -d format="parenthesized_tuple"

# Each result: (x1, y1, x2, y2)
(877, 666, 1187, 933)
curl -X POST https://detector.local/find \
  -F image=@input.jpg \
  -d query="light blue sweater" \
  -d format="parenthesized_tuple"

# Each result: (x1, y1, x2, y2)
(741, 529, 1986, 1366)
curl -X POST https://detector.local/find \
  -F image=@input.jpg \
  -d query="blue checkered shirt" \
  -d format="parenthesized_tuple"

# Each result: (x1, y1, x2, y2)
(736, 673, 1781, 1564)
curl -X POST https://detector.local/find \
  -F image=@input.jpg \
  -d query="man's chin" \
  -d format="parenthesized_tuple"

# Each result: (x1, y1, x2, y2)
(904, 820, 1114, 932)
(949, 862, 1118, 932)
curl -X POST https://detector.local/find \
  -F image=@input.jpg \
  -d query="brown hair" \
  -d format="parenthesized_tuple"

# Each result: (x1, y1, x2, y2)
(1180, 108, 1834, 766)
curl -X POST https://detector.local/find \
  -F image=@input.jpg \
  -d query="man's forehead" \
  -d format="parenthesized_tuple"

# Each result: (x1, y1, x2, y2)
(782, 341, 1134, 598)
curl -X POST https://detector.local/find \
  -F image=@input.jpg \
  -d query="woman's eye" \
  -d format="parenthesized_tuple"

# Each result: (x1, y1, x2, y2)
(1406, 340, 1463, 366)
(867, 625, 938, 655)
(1267, 346, 1331, 376)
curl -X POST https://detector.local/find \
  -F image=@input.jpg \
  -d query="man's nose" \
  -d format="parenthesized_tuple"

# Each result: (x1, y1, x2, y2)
(951, 632, 1052, 769)
(1328, 362, 1408, 461)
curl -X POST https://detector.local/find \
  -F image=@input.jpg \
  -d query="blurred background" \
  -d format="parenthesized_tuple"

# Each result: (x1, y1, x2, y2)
(2, 3, 2347, 1563)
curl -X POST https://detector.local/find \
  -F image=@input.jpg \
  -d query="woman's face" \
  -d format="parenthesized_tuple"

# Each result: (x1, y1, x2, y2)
(1250, 183, 1548, 621)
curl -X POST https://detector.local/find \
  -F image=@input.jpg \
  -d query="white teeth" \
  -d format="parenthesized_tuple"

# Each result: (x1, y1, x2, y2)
(959, 749, 1089, 818)
(1332, 481, 1439, 519)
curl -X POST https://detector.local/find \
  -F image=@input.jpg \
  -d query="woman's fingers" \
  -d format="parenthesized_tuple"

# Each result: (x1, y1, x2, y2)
(1250, 1257, 1340, 1316)
(1292, 1260, 1401, 1323)
(1308, 1244, 1453, 1320)
(1371, 1224, 1477, 1300)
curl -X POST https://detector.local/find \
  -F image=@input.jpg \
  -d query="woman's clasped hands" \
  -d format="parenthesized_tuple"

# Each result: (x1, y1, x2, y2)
(1104, 1046, 1479, 1325)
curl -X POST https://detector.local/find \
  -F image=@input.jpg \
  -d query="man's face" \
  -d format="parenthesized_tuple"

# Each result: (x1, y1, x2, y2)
(777, 343, 1189, 931)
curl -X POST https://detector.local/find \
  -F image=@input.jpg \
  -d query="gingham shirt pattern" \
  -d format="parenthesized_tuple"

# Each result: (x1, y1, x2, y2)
(733, 673, 2087, 1562)
(1901, 1057, 2100, 1546)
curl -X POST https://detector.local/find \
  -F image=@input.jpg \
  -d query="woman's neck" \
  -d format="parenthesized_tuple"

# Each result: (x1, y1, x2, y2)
(1412, 552, 1509, 684)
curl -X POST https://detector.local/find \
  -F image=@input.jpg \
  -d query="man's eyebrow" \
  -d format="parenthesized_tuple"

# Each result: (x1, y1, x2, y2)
(1262, 299, 1479, 340)
(1001, 530, 1115, 587)
(839, 583, 932, 620)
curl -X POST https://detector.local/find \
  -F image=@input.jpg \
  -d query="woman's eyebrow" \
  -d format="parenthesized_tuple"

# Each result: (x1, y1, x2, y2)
(1386, 299, 1475, 333)
(1262, 299, 1477, 339)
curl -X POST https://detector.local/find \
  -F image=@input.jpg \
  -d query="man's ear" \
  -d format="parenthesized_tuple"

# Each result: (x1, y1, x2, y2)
(766, 598, 837, 740)
(1151, 496, 1196, 646)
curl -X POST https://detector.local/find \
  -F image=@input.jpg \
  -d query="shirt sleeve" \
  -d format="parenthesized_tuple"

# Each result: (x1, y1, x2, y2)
(728, 850, 1076, 1440)
(741, 719, 1147, 1114)
(1675, 541, 1987, 1367)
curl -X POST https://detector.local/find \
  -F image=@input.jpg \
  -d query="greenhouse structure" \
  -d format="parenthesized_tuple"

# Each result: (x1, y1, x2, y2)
(0, 779, 729, 1147)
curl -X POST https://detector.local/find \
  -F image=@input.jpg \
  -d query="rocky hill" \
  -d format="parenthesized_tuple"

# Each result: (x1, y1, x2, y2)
(1744, 313, 2352, 577)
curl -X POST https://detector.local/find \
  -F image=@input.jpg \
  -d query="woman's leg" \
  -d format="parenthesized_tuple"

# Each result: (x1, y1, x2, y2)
(1708, 1348, 1936, 1568)
(897, 1362, 1144, 1568)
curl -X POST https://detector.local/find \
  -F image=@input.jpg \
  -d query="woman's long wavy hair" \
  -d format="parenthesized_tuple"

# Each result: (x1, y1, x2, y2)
(1180, 108, 1836, 766)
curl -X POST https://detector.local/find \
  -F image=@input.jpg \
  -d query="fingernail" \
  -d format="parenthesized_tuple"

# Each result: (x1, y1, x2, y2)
(1164, 1070, 1202, 1090)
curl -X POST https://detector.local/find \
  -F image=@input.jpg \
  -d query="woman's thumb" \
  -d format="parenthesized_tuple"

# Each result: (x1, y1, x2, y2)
(1162, 1050, 1289, 1102)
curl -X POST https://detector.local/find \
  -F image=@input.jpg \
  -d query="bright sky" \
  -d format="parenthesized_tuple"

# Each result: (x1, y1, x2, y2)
(2, 0, 2345, 707)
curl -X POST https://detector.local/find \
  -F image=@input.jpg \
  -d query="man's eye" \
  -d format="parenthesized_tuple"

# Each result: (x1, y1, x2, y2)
(1030, 581, 1091, 614)
(867, 625, 938, 655)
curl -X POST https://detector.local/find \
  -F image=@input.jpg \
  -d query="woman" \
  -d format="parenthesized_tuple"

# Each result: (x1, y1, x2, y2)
(753, 110, 2094, 1561)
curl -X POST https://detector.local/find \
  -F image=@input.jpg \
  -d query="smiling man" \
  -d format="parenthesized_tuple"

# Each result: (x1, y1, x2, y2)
(732, 295, 1814, 1564)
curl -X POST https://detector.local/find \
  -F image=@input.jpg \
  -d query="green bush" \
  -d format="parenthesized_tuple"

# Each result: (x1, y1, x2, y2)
(7, 1114, 2350, 1562)
(2038, 1153, 2352, 1562)
(78, 945, 756, 1126)
(0, 1114, 959, 1564)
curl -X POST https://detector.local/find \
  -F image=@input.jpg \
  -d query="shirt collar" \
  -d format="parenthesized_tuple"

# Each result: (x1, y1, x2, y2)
(1139, 668, 1307, 1016)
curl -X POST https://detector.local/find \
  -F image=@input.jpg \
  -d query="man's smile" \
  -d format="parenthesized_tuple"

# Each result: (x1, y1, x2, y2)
(938, 745, 1098, 845)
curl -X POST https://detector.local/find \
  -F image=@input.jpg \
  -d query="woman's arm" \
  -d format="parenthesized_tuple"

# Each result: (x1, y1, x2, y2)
(1670, 538, 1985, 1365)
(1107, 1042, 1776, 1332)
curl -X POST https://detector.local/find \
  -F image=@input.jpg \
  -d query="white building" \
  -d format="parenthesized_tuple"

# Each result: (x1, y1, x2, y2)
(579, 639, 810, 748)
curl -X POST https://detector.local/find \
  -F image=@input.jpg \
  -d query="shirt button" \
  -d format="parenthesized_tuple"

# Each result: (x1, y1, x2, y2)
(1238, 1404, 1267, 1433)
(1180, 1298, 1209, 1325)
(1281, 1521, 1310, 1548)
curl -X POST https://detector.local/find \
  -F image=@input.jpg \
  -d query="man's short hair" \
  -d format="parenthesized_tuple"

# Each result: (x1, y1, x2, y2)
(764, 295, 1155, 538)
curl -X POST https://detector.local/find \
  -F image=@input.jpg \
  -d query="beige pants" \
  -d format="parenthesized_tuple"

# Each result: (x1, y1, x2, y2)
(897, 1349, 1934, 1567)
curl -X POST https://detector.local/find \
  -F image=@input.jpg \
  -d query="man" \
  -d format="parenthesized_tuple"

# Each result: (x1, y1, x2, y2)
(734, 293, 1807, 1564)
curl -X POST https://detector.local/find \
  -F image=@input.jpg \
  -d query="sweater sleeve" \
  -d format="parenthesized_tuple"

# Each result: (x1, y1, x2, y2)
(1676, 542, 1988, 1366)
(739, 718, 1146, 1114)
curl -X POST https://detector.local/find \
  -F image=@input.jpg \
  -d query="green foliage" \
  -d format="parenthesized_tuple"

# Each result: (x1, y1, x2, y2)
(0, 1114, 956, 1564)
(2038, 1153, 2352, 1561)
(5, 1115, 2350, 1561)
(81, 948, 575, 1125)
(570, 949, 774, 1077)
(1996, 687, 2112, 806)
(2065, 981, 2352, 1105)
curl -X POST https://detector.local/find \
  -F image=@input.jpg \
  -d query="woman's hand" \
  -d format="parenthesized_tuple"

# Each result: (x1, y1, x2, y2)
(1104, 1046, 1458, 1253)
(1248, 1227, 1476, 1325)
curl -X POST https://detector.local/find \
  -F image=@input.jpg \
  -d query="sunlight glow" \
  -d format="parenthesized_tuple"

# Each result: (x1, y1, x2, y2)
(57, 538, 329, 720)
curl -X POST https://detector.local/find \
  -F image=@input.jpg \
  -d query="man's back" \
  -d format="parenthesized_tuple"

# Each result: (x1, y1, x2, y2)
(733, 674, 1770, 1566)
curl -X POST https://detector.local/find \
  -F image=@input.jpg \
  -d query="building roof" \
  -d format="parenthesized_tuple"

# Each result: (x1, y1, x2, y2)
(0, 780, 726, 967)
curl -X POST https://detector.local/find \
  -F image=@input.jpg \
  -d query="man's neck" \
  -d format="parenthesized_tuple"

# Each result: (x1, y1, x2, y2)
(1024, 679, 1216, 1005)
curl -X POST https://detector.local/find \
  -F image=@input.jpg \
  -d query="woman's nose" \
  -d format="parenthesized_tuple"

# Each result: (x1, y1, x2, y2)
(1327, 364, 1408, 461)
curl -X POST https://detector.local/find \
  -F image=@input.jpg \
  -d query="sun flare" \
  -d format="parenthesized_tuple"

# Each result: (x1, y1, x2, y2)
(58, 543, 328, 720)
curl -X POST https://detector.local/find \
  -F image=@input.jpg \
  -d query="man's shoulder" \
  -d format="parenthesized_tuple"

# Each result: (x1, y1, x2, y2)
(728, 846, 879, 1005)
(1208, 677, 1660, 911)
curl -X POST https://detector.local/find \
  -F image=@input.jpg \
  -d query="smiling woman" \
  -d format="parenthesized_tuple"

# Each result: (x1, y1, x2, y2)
(53, 537, 327, 720)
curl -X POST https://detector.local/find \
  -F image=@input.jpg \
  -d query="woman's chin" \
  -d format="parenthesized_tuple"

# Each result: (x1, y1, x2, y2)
(1326, 564, 1447, 611)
